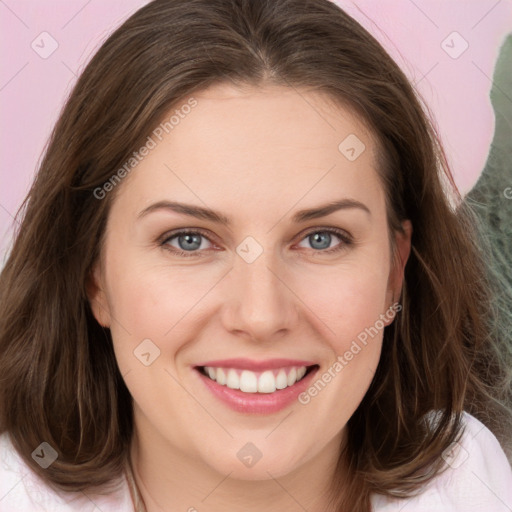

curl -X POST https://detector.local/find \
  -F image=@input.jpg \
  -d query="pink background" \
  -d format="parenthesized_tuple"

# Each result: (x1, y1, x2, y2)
(1, 0, 511, 265)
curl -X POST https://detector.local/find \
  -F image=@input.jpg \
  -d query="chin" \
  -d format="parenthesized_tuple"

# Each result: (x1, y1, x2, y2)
(201, 442, 307, 481)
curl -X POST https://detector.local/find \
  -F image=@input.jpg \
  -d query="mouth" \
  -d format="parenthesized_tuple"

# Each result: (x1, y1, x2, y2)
(196, 364, 317, 393)
(193, 361, 320, 414)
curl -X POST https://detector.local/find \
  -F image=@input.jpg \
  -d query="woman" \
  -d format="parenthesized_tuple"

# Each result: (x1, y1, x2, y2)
(0, 1, 511, 511)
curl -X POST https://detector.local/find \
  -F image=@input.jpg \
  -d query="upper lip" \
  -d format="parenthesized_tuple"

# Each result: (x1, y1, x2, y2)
(194, 358, 317, 371)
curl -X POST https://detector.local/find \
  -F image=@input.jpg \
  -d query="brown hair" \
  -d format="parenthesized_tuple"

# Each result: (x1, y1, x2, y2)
(0, 0, 510, 510)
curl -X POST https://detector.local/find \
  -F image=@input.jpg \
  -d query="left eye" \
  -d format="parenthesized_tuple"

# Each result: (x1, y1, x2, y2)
(161, 228, 351, 256)
(297, 229, 347, 251)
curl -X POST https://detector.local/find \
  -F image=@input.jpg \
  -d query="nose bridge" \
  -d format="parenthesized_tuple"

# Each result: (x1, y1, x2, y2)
(223, 243, 297, 338)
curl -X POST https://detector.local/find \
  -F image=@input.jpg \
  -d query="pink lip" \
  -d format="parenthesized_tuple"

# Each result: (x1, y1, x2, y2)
(194, 365, 319, 414)
(194, 358, 316, 371)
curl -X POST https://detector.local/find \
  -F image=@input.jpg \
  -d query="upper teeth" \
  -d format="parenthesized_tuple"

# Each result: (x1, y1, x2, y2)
(203, 366, 308, 393)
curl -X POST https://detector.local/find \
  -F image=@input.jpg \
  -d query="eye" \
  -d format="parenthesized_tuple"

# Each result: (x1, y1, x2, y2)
(160, 229, 215, 257)
(296, 228, 352, 254)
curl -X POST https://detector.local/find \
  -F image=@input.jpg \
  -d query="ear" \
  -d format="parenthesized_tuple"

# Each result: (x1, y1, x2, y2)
(385, 219, 412, 320)
(85, 261, 112, 328)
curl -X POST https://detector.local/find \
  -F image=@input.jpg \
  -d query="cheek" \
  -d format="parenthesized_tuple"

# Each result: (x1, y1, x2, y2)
(329, 276, 388, 359)
(103, 262, 207, 411)
(103, 253, 224, 374)
(295, 256, 390, 350)
(106, 251, 211, 331)
(296, 267, 389, 426)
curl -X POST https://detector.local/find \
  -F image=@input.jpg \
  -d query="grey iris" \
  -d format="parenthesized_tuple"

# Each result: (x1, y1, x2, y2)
(178, 233, 202, 251)
(310, 232, 331, 250)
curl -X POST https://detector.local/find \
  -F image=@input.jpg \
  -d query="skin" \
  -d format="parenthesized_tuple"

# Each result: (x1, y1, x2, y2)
(88, 83, 412, 512)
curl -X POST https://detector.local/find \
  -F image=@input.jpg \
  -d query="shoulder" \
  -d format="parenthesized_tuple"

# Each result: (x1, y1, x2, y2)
(0, 431, 133, 511)
(371, 411, 512, 512)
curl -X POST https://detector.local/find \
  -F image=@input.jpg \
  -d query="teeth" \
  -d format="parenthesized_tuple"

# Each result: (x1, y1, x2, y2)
(202, 365, 309, 393)
(240, 370, 258, 392)
(275, 369, 288, 390)
(216, 368, 226, 385)
(258, 370, 276, 393)
(287, 367, 297, 386)
(226, 369, 239, 390)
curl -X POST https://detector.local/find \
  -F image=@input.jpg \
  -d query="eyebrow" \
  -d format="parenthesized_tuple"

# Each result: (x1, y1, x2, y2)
(137, 198, 371, 225)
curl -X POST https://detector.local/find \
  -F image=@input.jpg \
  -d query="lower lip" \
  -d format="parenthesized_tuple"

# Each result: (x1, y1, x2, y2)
(196, 366, 319, 414)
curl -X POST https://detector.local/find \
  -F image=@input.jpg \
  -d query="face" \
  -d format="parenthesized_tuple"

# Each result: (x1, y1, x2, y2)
(88, 83, 411, 481)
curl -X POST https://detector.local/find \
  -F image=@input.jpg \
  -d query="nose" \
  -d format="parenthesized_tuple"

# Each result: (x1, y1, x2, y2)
(220, 249, 299, 342)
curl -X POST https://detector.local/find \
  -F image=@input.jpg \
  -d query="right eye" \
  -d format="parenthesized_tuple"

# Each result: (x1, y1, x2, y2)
(160, 229, 217, 257)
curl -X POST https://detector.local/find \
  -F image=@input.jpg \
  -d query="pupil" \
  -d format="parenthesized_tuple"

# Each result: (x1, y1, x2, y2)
(311, 232, 331, 250)
(179, 233, 201, 251)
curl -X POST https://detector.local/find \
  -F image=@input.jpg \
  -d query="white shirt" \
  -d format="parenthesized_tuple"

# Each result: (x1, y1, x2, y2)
(1, 412, 511, 511)
(370, 412, 512, 511)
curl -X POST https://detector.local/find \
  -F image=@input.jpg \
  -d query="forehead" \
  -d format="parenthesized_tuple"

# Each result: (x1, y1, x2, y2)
(167, 82, 376, 164)
(113, 83, 384, 219)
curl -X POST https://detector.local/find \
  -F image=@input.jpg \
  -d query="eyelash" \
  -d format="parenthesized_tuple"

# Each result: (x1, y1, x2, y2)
(159, 227, 353, 258)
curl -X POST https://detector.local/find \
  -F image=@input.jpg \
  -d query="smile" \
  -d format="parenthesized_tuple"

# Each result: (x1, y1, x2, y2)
(194, 359, 320, 414)
(199, 365, 311, 393)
